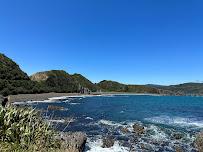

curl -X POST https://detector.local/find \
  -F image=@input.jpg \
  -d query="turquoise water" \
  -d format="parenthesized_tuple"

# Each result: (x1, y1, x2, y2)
(15, 95, 203, 151)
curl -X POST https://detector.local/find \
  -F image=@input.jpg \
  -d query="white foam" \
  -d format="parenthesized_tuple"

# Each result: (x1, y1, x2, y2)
(69, 102, 81, 105)
(147, 125, 168, 141)
(145, 115, 203, 128)
(98, 120, 123, 127)
(85, 117, 94, 120)
(86, 139, 129, 152)
(48, 119, 66, 123)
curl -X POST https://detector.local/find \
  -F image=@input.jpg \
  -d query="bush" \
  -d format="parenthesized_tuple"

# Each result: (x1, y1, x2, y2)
(0, 105, 61, 151)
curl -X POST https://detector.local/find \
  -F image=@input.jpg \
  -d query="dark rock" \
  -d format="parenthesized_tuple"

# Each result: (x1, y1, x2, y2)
(140, 143, 153, 151)
(102, 136, 115, 148)
(120, 127, 130, 134)
(194, 132, 203, 152)
(132, 123, 145, 135)
(175, 146, 184, 152)
(58, 132, 87, 152)
(173, 133, 184, 140)
(0, 95, 3, 106)
(48, 105, 65, 111)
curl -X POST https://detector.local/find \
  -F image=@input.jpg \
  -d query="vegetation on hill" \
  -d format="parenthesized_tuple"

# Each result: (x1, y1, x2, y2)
(31, 70, 79, 93)
(97, 80, 159, 94)
(156, 83, 203, 96)
(0, 53, 40, 96)
(72, 73, 98, 92)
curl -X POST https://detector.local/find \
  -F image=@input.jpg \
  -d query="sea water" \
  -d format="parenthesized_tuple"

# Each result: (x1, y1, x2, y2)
(15, 95, 203, 151)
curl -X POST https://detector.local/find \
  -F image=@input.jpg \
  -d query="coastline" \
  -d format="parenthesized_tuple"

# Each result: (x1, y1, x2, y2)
(9, 92, 161, 103)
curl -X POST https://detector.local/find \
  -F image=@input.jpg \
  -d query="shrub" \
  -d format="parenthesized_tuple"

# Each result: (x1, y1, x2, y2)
(0, 105, 61, 151)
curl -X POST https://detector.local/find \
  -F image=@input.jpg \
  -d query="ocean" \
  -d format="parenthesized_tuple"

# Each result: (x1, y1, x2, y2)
(14, 94, 203, 152)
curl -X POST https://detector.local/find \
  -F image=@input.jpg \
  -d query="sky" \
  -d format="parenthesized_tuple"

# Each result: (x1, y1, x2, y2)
(0, 0, 203, 85)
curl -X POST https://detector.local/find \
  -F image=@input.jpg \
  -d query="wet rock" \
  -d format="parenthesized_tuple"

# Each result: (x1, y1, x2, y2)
(120, 127, 130, 134)
(140, 143, 153, 151)
(102, 136, 115, 148)
(59, 132, 87, 152)
(48, 105, 65, 111)
(194, 132, 203, 152)
(175, 146, 184, 152)
(133, 123, 145, 135)
(173, 133, 184, 140)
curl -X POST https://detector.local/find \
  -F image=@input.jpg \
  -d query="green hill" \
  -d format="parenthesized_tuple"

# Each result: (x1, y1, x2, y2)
(30, 70, 79, 93)
(72, 73, 98, 92)
(97, 80, 159, 94)
(0, 53, 36, 96)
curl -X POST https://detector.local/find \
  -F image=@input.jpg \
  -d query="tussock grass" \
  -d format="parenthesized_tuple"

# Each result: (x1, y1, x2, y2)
(0, 105, 61, 152)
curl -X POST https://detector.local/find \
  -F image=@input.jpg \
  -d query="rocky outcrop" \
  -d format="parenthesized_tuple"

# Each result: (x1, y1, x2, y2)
(132, 123, 145, 135)
(59, 132, 87, 152)
(102, 136, 115, 148)
(173, 133, 183, 140)
(0, 95, 3, 106)
(120, 127, 130, 134)
(195, 132, 203, 152)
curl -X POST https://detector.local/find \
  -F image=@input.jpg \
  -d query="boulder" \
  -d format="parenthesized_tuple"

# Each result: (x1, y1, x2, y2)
(173, 133, 184, 140)
(102, 136, 115, 148)
(175, 146, 184, 152)
(132, 123, 145, 135)
(48, 105, 65, 111)
(59, 132, 87, 152)
(120, 127, 130, 134)
(195, 132, 203, 152)
(0, 95, 3, 105)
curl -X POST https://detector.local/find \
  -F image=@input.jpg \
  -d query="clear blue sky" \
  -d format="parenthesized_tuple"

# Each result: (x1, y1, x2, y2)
(0, 0, 203, 85)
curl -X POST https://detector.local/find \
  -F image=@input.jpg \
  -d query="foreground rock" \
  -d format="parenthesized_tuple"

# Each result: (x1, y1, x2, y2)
(133, 123, 145, 135)
(102, 136, 115, 148)
(58, 132, 87, 152)
(0, 95, 3, 105)
(195, 132, 203, 152)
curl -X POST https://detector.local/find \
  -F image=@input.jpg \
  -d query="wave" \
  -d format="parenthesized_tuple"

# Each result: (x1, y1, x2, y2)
(86, 139, 129, 152)
(145, 115, 203, 128)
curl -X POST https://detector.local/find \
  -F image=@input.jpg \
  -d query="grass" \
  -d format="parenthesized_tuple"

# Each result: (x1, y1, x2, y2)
(0, 105, 62, 152)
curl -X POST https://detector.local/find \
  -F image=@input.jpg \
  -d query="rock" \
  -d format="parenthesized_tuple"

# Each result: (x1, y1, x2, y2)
(0, 96, 8, 107)
(48, 105, 65, 111)
(195, 132, 203, 152)
(102, 136, 115, 148)
(0, 95, 3, 106)
(120, 127, 130, 134)
(173, 133, 183, 140)
(59, 132, 87, 152)
(140, 143, 153, 151)
(132, 123, 145, 135)
(175, 146, 184, 152)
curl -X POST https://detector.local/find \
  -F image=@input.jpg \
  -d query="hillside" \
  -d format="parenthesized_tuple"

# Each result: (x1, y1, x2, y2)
(0, 53, 36, 96)
(31, 70, 79, 93)
(72, 73, 98, 92)
(97, 80, 159, 94)
(156, 83, 203, 96)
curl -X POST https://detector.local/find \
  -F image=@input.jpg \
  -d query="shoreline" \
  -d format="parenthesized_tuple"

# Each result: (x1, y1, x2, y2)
(9, 92, 161, 103)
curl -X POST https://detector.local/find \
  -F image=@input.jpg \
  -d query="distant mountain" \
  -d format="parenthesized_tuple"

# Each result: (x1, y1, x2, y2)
(0, 53, 36, 96)
(97, 80, 159, 94)
(156, 83, 203, 96)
